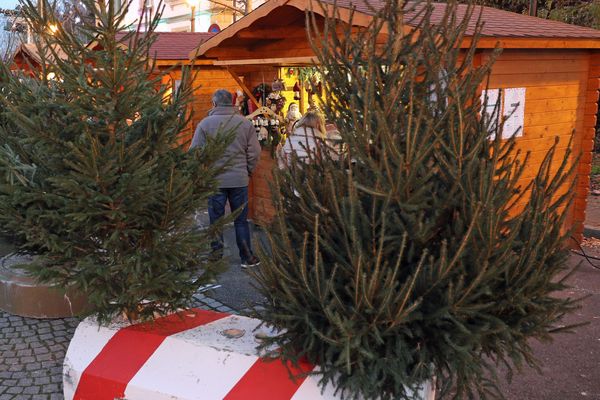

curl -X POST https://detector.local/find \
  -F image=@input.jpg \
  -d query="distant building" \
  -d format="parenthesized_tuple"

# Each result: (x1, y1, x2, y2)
(115, 0, 262, 33)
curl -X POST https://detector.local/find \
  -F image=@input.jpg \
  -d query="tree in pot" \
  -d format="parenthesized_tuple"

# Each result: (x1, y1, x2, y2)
(0, 0, 231, 323)
(253, 0, 580, 398)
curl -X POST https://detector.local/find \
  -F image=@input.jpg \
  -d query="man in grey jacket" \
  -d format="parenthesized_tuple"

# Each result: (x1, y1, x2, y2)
(190, 89, 261, 268)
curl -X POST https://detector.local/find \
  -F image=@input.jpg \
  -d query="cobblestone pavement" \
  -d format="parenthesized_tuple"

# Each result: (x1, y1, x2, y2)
(0, 315, 77, 399)
(0, 293, 235, 399)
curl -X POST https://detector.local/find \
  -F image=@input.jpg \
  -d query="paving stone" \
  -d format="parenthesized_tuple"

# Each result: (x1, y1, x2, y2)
(41, 361, 56, 369)
(9, 372, 27, 379)
(8, 364, 23, 372)
(49, 345, 63, 353)
(20, 356, 36, 363)
(16, 349, 32, 357)
(30, 370, 48, 378)
(16, 378, 33, 387)
(36, 353, 53, 362)
(34, 376, 51, 385)
(33, 346, 49, 355)
(42, 383, 59, 393)
(23, 385, 41, 395)
(25, 362, 42, 371)
(12, 343, 26, 351)
(6, 385, 23, 394)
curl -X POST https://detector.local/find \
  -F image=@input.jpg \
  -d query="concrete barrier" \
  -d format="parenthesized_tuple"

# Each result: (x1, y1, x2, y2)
(63, 308, 435, 400)
(0, 254, 89, 318)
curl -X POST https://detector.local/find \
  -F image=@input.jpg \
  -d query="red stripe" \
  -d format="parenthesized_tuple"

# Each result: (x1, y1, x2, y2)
(224, 357, 315, 399)
(73, 308, 228, 400)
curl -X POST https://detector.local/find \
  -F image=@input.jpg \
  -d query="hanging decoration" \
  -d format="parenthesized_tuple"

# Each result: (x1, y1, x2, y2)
(293, 81, 301, 101)
(305, 75, 322, 110)
(249, 82, 287, 154)
(266, 92, 286, 113)
(265, 79, 287, 114)
(252, 83, 272, 106)
(251, 116, 285, 154)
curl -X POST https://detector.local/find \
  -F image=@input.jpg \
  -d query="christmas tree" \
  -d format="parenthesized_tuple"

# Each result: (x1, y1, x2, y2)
(0, 0, 231, 322)
(253, 0, 579, 398)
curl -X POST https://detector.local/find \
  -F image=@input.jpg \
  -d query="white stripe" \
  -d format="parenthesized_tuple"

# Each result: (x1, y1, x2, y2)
(124, 315, 270, 400)
(62, 318, 125, 400)
(290, 369, 339, 400)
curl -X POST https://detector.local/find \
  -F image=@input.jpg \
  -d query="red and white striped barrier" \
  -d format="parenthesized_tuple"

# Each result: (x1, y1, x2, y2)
(63, 309, 435, 400)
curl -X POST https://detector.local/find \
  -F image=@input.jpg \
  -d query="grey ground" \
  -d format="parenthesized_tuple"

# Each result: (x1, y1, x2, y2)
(2, 212, 600, 398)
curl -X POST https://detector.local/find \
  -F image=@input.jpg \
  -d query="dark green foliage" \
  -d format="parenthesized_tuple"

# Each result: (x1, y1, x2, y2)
(0, 0, 230, 322)
(253, 0, 580, 398)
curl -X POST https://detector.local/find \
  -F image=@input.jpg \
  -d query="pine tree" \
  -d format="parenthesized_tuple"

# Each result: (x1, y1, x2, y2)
(252, 0, 580, 398)
(0, 0, 231, 322)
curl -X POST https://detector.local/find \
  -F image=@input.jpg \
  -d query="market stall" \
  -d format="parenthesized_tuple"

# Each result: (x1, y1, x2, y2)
(194, 0, 600, 238)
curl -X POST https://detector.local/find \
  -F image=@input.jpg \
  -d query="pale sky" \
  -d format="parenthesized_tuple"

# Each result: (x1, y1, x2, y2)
(0, 0, 20, 9)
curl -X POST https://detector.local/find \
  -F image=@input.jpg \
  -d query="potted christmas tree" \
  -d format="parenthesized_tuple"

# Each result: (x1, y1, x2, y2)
(0, 0, 230, 322)
(253, 0, 580, 399)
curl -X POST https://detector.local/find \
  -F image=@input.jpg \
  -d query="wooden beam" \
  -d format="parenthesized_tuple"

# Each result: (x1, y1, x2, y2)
(215, 56, 317, 66)
(225, 67, 261, 109)
(153, 59, 216, 67)
(237, 27, 306, 40)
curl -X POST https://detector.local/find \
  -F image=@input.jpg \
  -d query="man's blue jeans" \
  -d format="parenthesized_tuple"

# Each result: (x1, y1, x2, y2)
(208, 187, 254, 263)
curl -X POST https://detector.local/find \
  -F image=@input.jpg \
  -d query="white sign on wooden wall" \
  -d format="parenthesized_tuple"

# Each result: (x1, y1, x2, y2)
(480, 87, 526, 140)
(502, 87, 526, 139)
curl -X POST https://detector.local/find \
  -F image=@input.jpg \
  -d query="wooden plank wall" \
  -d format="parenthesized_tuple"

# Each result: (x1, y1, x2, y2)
(485, 49, 599, 242)
(578, 54, 600, 241)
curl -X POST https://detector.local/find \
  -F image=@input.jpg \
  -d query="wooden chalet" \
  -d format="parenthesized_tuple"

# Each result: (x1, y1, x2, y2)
(189, 0, 600, 238)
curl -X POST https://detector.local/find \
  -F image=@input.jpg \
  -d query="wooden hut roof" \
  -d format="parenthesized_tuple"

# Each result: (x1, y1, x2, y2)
(191, 0, 600, 60)
(336, 0, 600, 39)
(11, 43, 68, 67)
(116, 31, 216, 60)
(12, 31, 216, 69)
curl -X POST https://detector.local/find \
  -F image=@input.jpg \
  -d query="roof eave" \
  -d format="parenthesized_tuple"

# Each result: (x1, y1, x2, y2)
(189, 0, 376, 60)
(464, 36, 600, 49)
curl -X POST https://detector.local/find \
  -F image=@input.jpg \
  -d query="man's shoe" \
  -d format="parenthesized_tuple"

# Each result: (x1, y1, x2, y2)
(241, 256, 260, 269)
